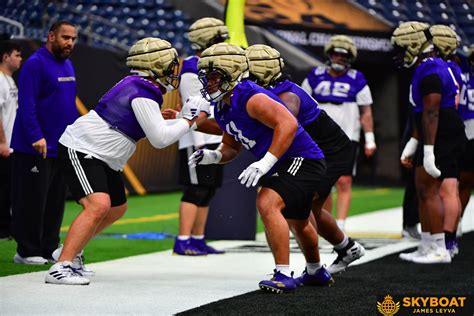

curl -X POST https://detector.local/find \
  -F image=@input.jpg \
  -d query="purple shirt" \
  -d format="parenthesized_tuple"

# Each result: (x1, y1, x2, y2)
(214, 80, 323, 170)
(12, 46, 78, 157)
(304, 66, 368, 104)
(95, 75, 163, 142)
(268, 79, 320, 128)
(410, 57, 458, 113)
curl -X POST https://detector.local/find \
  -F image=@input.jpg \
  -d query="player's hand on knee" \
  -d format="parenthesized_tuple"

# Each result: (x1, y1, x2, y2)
(423, 145, 441, 178)
(188, 149, 222, 167)
(238, 152, 278, 188)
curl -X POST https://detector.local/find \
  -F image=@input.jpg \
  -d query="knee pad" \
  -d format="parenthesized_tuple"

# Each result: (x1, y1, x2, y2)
(181, 186, 216, 206)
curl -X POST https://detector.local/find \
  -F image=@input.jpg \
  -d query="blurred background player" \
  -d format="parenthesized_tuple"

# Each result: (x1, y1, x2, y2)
(457, 45, 474, 239)
(171, 17, 227, 256)
(0, 40, 21, 240)
(394, 22, 466, 264)
(190, 43, 333, 293)
(245, 44, 365, 275)
(10, 21, 78, 265)
(46, 38, 206, 285)
(301, 35, 376, 231)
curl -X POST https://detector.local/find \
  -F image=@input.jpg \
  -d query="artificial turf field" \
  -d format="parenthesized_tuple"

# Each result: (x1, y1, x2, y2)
(180, 232, 474, 315)
(0, 186, 404, 277)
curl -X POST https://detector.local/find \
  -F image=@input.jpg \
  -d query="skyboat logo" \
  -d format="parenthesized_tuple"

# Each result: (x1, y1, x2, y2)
(377, 295, 400, 316)
(377, 295, 472, 315)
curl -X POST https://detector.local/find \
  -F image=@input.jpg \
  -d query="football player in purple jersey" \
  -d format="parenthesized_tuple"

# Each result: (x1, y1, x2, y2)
(45, 38, 207, 285)
(394, 22, 466, 264)
(190, 43, 333, 293)
(301, 35, 376, 231)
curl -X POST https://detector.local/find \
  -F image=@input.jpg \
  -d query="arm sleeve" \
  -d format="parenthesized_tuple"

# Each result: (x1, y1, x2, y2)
(17, 58, 44, 143)
(419, 74, 442, 97)
(131, 97, 190, 149)
(179, 73, 206, 103)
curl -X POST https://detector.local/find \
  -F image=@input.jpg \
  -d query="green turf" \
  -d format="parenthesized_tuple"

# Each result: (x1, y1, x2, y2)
(0, 186, 403, 277)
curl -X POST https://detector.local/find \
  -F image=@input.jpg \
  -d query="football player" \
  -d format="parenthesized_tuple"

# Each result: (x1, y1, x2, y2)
(301, 35, 376, 231)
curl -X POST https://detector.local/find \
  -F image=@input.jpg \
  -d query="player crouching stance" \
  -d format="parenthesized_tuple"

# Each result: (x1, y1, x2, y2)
(189, 43, 333, 293)
(45, 38, 207, 285)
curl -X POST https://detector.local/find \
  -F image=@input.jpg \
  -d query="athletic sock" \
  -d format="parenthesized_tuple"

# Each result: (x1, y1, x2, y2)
(177, 235, 190, 241)
(306, 262, 322, 275)
(336, 219, 346, 231)
(421, 232, 431, 248)
(191, 235, 204, 240)
(431, 233, 446, 249)
(444, 231, 456, 243)
(275, 264, 292, 277)
(334, 234, 349, 250)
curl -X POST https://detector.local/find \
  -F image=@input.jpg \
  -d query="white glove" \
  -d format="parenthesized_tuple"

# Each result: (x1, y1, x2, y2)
(181, 96, 202, 120)
(400, 137, 418, 161)
(364, 132, 376, 150)
(238, 152, 278, 188)
(423, 145, 441, 178)
(188, 149, 222, 168)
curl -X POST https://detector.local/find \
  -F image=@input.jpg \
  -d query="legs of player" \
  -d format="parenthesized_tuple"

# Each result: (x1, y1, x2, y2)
(335, 175, 352, 230)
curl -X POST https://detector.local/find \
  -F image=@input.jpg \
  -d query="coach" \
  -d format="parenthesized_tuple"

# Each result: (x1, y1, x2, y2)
(10, 21, 78, 264)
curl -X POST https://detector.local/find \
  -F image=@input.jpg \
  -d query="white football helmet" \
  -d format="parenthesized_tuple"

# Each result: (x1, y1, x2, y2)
(245, 44, 284, 88)
(391, 21, 431, 68)
(126, 37, 180, 91)
(197, 43, 248, 101)
(188, 17, 229, 51)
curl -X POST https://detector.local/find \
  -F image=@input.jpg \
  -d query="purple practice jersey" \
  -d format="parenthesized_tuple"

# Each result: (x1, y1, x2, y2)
(447, 60, 463, 92)
(214, 80, 324, 167)
(95, 75, 163, 142)
(459, 72, 474, 121)
(268, 79, 320, 127)
(304, 66, 369, 104)
(410, 57, 458, 113)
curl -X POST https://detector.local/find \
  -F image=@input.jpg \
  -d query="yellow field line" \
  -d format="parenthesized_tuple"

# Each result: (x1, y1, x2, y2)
(60, 213, 178, 232)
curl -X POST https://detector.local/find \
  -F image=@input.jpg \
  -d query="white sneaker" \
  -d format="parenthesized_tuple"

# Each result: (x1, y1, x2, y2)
(327, 238, 365, 274)
(399, 243, 429, 262)
(13, 253, 48, 265)
(411, 246, 451, 264)
(52, 245, 95, 276)
(45, 261, 90, 285)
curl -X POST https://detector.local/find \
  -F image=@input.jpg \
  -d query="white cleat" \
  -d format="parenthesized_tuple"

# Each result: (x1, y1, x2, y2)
(45, 261, 90, 285)
(52, 245, 95, 276)
(411, 246, 451, 264)
(13, 253, 48, 265)
(327, 238, 365, 274)
(399, 244, 430, 262)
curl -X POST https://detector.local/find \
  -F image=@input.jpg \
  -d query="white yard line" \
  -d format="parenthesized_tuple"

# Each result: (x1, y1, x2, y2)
(1, 200, 472, 315)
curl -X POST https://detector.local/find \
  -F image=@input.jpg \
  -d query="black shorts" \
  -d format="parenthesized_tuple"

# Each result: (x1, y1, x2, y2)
(304, 110, 353, 197)
(260, 158, 326, 220)
(58, 144, 127, 207)
(179, 143, 223, 188)
(414, 108, 467, 179)
(459, 139, 474, 172)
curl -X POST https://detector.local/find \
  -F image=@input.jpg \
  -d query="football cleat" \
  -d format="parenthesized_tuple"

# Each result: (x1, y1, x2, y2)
(399, 243, 430, 262)
(445, 239, 459, 258)
(52, 245, 95, 276)
(172, 238, 207, 256)
(294, 267, 334, 287)
(190, 238, 225, 254)
(13, 253, 48, 265)
(45, 261, 90, 285)
(258, 270, 297, 294)
(411, 246, 451, 264)
(327, 238, 365, 274)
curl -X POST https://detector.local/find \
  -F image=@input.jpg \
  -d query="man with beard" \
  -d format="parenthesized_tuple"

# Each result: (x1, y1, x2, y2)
(10, 21, 79, 264)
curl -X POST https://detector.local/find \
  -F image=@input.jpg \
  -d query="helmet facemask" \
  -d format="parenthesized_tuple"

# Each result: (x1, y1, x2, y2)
(155, 57, 180, 92)
(198, 68, 233, 102)
(328, 48, 353, 72)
